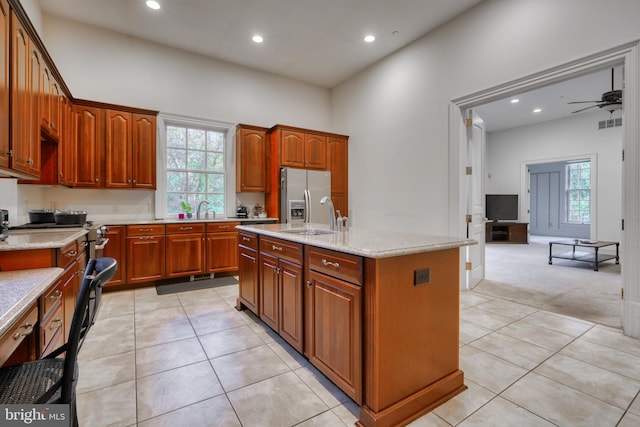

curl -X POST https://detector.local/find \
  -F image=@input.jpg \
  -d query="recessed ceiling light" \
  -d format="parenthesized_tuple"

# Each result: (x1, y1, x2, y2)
(146, 1, 160, 10)
(364, 35, 375, 43)
(252, 35, 264, 43)
(533, 108, 542, 113)
(510, 99, 519, 104)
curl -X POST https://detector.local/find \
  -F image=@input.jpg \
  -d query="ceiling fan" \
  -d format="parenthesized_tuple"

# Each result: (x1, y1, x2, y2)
(568, 68, 622, 114)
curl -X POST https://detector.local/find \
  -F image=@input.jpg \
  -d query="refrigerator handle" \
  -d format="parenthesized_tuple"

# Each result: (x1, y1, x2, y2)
(304, 189, 310, 223)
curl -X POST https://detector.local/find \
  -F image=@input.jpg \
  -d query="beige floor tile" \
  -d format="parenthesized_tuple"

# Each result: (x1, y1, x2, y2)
(524, 311, 594, 336)
(459, 320, 492, 346)
(294, 364, 351, 407)
(560, 339, 640, 381)
(176, 288, 220, 305)
(408, 412, 452, 426)
(476, 299, 538, 320)
(227, 371, 328, 426)
(134, 288, 182, 312)
(330, 399, 360, 426)
(459, 346, 527, 393)
(136, 361, 224, 422)
(580, 324, 640, 357)
(189, 308, 248, 336)
(630, 393, 640, 416)
(297, 410, 350, 426)
(77, 380, 137, 427)
(211, 344, 291, 391)
(502, 372, 625, 426)
(460, 307, 515, 330)
(268, 340, 310, 369)
(499, 319, 576, 351)
(460, 292, 492, 309)
(469, 331, 554, 369)
(79, 326, 135, 362)
(457, 396, 555, 427)
(134, 305, 188, 326)
(136, 336, 207, 378)
(534, 353, 640, 409)
(618, 411, 640, 427)
(98, 290, 135, 320)
(213, 283, 239, 298)
(431, 379, 496, 425)
(135, 316, 195, 349)
(137, 394, 241, 427)
(77, 350, 136, 394)
(181, 297, 233, 318)
(198, 325, 265, 359)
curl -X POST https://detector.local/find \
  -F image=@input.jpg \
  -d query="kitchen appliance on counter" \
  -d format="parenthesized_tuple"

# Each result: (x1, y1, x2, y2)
(235, 205, 249, 218)
(0, 210, 8, 241)
(280, 168, 331, 224)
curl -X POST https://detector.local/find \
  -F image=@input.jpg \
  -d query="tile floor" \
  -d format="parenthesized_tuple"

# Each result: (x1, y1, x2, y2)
(77, 283, 640, 426)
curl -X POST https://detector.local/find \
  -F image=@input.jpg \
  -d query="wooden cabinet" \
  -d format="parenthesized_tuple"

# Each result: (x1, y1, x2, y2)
(71, 105, 103, 187)
(126, 224, 165, 283)
(39, 65, 60, 141)
(57, 96, 73, 185)
(237, 231, 259, 314)
(304, 133, 326, 169)
(105, 110, 156, 189)
(0, 304, 37, 367)
(259, 236, 304, 352)
(205, 222, 239, 273)
(236, 124, 268, 192)
(305, 246, 362, 403)
(0, 0, 8, 170)
(39, 278, 64, 357)
(165, 222, 205, 278)
(326, 135, 348, 216)
(485, 222, 528, 243)
(277, 128, 326, 170)
(102, 225, 126, 286)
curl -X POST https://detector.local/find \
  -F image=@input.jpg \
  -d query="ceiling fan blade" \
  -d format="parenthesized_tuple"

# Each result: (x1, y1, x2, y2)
(567, 100, 601, 104)
(571, 104, 600, 113)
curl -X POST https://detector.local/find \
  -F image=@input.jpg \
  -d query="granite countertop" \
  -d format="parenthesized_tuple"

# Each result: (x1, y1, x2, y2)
(0, 268, 64, 337)
(237, 223, 476, 258)
(105, 217, 278, 225)
(0, 229, 89, 251)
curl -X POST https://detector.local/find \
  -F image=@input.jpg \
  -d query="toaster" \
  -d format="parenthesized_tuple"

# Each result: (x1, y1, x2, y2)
(236, 205, 248, 218)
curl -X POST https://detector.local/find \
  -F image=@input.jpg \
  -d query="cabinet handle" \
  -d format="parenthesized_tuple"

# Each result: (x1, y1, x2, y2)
(272, 245, 283, 251)
(306, 281, 312, 288)
(50, 122, 56, 129)
(242, 237, 251, 242)
(321, 259, 340, 269)
(138, 236, 153, 240)
(49, 318, 62, 331)
(95, 178, 99, 182)
(219, 225, 229, 229)
(139, 228, 154, 232)
(13, 322, 35, 340)
(65, 250, 78, 258)
(179, 226, 193, 231)
(127, 179, 131, 183)
(133, 179, 136, 184)
(49, 290, 62, 300)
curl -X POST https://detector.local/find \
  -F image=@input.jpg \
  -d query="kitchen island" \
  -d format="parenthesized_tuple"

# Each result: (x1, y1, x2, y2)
(236, 223, 475, 427)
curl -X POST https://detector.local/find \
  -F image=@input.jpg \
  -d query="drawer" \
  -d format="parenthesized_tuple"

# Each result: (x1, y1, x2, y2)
(206, 222, 240, 233)
(167, 222, 206, 234)
(0, 305, 38, 366)
(307, 246, 363, 286)
(40, 279, 65, 319)
(40, 304, 63, 356)
(260, 236, 303, 264)
(238, 231, 258, 250)
(57, 239, 79, 268)
(126, 224, 166, 236)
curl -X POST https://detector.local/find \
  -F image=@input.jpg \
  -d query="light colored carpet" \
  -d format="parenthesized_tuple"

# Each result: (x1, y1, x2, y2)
(476, 235, 622, 328)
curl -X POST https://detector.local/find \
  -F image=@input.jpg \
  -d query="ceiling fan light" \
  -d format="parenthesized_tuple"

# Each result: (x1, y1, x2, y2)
(146, 1, 160, 10)
(602, 103, 622, 112)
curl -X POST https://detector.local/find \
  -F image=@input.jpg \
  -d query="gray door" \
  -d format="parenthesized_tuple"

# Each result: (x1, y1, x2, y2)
(530, 171, 560, 235)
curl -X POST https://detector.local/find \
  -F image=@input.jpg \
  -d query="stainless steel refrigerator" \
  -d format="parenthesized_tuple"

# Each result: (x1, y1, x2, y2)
(280, 168, 332, 224)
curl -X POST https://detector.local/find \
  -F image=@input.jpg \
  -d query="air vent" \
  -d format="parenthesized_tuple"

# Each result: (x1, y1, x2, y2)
(598, 118, 623, 129)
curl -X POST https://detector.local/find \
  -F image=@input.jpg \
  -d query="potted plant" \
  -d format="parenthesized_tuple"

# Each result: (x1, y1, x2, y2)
(181, 201, 193, 218)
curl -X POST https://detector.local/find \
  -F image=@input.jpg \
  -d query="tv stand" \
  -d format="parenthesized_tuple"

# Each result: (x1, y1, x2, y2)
(485, 222, 528, 243)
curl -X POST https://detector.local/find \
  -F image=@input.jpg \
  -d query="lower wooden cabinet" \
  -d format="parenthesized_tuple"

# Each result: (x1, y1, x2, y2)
(126, 225, 165, 284)
(206, 222, 239, 273)
(102, 225, 126, 286)
(237, 231, 259, 313)
(165, 223, 205, 278)
(0, 305, 37, 367)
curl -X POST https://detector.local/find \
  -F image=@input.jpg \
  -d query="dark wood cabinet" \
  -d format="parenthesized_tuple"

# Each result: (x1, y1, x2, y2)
(237, 231, 259, 314)
(236, 124, 268, 192)
(71, 105, 103, 187)
(102, 225, 126, 287)
(485, 222, 528, 243)
(126, 224, 165, 283)
(131, 113, 156, 188)
(304, 133, 326, 169)
(326, 135, 348, 216)
(165, 223, 205, 278)
(279, 129, 305, 168)
(205, 222, 239, 273)
(0, 0, 8, 170)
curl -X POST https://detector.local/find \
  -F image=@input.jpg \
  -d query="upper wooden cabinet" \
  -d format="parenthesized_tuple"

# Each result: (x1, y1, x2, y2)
(0, 0, 8, 170)
(236, 124, 268, 192)
(326, 135, 348, 215)
(276, 127, 326, 170)
(71, 105, 103, 187)
(304, 133, 326, 169)
(40, 65, 61, 141)
(132, 113, 156, 189)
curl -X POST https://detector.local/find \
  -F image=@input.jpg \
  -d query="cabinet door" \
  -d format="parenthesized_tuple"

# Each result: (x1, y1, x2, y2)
(101, 226, 126, 286)
(72, 105, 103, 187)
(327, 136, 348, 215)
(0, 0, 8, 169)
(259, 252, 279, 331)
(132, 114, 156, 188)
(236, 126, 267, 192)
(57, 97, 73, 185)
(279, 259, 303, 352)
(10, 15, 31, 175)
(126, 235, 165, 283)
(105, 109, 132, 188)
(49, 80, 61, 140)
(40, 66, 51, 133)
(26, 44, 41, 177)
(165, 233, 205, 278)
(280, 130, 305, 168)
(304, 133, 326, 169)
(206, 232, 238, 273)
(306, 270, 362, 403)
(238, 246, 259, 314)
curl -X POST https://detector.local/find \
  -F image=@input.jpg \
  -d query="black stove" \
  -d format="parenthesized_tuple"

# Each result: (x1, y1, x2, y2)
(10, 222, 89, 230)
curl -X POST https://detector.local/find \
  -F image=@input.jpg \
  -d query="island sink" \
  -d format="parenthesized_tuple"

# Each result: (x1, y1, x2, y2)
(279, 228, 337, 236)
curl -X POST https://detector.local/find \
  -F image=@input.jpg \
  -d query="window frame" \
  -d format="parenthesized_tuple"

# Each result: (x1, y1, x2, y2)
(565, 160, 591, 224)
(155, 113, 236, 219)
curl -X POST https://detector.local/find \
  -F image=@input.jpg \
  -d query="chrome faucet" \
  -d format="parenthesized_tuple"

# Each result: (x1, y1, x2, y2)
(320, 196, 336, 231)
(196, 200, 210, 219)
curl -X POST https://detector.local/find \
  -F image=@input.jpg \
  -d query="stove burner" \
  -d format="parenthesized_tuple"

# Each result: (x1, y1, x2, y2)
(10, 222, 89, 230)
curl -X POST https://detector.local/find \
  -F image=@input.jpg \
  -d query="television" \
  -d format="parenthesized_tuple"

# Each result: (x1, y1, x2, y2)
(486, 194, 518, 221)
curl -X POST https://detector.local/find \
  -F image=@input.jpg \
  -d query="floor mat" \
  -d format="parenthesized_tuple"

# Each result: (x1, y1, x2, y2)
(156, 276, 238, 295)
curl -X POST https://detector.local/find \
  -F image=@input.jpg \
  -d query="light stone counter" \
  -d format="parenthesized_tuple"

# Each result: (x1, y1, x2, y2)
(0, 268, 64, 336)
(236, 223, 475, 258)
(105, 217, 278, 225)
(0, 229, 88, 251)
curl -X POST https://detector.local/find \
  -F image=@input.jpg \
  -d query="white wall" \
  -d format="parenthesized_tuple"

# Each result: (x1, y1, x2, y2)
(485, 111, 622, 241)
(331, 0, 640, 234)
